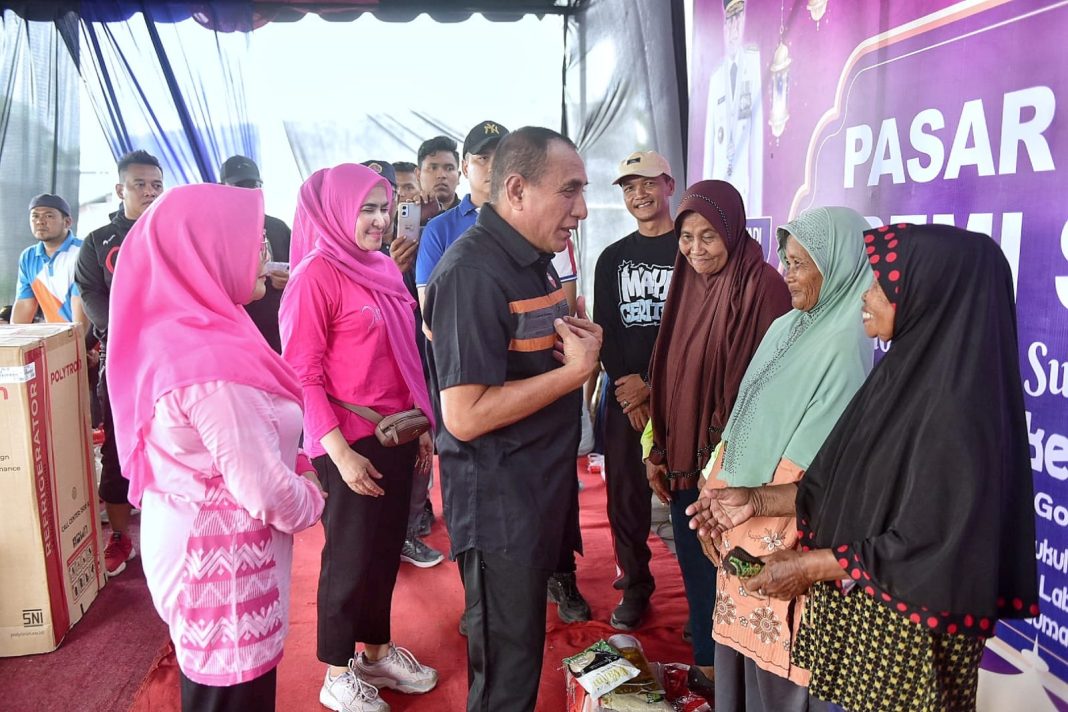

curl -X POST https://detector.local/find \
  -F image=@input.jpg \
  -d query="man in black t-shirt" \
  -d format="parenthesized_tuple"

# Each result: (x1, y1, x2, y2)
(221, 155, 292, 353)
(593, 150, 678, 630)
(76, 149, 165, 578)
(425, 127, 602, 712)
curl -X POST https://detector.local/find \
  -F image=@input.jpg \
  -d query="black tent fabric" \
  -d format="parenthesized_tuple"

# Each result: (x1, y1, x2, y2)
(563, 0, 687, 294)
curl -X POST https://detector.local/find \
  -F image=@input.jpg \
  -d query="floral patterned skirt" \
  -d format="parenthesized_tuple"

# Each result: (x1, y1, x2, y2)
(792, 582, 986, 712)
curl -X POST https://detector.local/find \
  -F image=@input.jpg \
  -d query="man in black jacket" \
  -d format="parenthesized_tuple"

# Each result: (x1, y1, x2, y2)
(75, 149, 164, 577)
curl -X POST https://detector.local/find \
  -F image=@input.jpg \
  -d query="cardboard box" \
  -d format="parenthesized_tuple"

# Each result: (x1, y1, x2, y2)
(0, 324, 106, 656)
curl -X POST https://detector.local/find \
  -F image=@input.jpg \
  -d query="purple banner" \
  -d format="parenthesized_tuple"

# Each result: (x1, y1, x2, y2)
(690, 1, 1068, 706)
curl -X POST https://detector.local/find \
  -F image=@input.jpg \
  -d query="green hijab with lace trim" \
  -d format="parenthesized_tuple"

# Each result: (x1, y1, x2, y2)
(717, 207, 874, 487)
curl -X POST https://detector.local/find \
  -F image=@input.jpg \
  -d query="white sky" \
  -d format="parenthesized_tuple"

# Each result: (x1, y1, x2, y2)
(78, 12, 565, 228)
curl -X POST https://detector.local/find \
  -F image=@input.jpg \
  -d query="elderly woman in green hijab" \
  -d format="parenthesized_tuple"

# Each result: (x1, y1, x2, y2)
(686, 207, 873, 712)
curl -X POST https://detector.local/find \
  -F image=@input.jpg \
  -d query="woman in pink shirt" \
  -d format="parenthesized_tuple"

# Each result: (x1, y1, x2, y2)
(281, 163, 437, 712)
(106, 184, 326, 711)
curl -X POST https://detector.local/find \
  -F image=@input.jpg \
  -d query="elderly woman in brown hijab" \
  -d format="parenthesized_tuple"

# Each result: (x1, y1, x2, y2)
(644, 179, 790, 691)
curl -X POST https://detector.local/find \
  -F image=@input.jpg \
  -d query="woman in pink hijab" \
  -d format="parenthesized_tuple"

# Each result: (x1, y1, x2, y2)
(280, 163, 437, 712)
(106, 184, 326, 711)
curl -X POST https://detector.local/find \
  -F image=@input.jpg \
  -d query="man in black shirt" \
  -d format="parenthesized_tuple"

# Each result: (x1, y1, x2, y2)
(220, 155, 292, 353)
(75, 149, 164, 577)
(593, 150, 678, 630)
(425, 127, 602, 712)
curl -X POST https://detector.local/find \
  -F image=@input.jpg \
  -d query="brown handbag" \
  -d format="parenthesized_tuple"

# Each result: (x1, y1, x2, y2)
(328, 396, 430, 447)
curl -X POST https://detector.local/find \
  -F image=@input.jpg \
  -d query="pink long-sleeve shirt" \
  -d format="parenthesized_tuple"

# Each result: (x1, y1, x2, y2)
(139, 381, 324, 686)
(280, 256, 414, 457)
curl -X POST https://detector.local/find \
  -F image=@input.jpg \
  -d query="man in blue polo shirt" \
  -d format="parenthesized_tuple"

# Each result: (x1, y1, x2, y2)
(12, 194, 86, 327)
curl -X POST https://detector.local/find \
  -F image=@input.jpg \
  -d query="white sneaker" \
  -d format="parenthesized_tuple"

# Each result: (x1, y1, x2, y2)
(355, 644, 438, 694)
(319, 662, 390, 712)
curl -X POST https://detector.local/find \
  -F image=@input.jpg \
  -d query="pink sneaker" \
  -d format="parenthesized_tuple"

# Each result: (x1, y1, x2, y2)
(104, 531, 135, 577)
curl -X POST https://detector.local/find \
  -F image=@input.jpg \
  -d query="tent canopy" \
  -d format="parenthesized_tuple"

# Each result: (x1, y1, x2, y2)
(0, 0, 584, 26)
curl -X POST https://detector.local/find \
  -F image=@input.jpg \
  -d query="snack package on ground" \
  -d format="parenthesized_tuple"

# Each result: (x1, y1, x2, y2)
(564, 640, 641, 699)
(600, 634, 673, 711)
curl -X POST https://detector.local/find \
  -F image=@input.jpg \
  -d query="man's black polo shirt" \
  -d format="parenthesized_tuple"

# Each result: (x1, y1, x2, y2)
(424, 203, 582, 570)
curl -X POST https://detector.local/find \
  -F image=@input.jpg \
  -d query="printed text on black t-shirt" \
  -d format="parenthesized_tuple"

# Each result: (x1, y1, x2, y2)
(617, 260, 673, 328)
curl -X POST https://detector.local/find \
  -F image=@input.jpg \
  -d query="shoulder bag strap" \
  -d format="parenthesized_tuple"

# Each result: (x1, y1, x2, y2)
(327, 395, 384, 424)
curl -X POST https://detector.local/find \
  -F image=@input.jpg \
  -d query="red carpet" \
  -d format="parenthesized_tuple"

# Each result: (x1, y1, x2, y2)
(129, 461, 692, 711)
(0, 518, 170, 712)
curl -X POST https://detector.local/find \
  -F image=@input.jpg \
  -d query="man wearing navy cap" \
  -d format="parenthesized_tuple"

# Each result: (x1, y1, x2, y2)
(12, 193, 86, 327)
(361, 159, 397, 190)
(221, 155, 292, 353)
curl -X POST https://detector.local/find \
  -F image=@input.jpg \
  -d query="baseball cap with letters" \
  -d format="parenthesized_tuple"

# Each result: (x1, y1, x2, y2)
(463, 120, 509, 157)
(612, 150, 673, 185)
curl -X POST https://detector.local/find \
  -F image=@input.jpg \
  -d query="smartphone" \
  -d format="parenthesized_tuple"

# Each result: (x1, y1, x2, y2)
(265, 261, 290, 273)
(397, 202, 421, 242)
(724, 546, 765, 580)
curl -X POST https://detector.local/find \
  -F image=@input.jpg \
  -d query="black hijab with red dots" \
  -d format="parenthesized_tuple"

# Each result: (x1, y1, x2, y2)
(796, 223, 1037, 637)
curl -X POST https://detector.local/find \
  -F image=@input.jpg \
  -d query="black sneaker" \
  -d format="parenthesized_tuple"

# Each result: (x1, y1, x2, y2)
(400, 537, 444, 568)
(417, 500, 434, 538)
(610, 593, 650, 630)
(546, 572, 591, 623)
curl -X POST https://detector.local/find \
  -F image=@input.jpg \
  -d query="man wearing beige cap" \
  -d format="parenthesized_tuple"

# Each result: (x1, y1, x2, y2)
(594, 150, 678, 630)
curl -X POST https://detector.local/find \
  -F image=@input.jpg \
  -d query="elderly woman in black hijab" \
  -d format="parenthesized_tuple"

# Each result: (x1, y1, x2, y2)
(693, 224, 1037, 712)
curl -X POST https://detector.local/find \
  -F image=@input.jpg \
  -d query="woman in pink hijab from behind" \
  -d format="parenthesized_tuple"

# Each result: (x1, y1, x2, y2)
(106, 183, 325, 712)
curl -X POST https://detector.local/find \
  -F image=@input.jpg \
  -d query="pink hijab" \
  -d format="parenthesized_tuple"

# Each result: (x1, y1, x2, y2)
(107, 184, 303, 507)
(285, 163, 433, 427)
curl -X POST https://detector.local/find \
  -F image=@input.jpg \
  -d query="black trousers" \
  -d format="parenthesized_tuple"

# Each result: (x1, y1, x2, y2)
(179, 667, 276, 712)
(460, 549, 551, 712)
(97, 360, 128, 505)
(603, 403, 654, 596)
(315, 436, 416, 665)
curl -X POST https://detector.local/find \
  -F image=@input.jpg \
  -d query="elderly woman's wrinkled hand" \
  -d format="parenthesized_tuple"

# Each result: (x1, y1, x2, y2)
(645, 459, 671, 505)
(744, 549, 811, 601)
(697, 525, 727, 566)
(686, 486, 756, 541)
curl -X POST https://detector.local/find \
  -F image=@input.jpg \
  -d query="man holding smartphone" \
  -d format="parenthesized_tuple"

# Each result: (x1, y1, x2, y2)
(220, 155, 291, 354)
(362, 158, 447, 570)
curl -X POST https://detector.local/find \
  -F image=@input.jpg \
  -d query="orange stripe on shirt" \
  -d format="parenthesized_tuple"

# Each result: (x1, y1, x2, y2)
(31, 281, 66, 323)
(509, 289, 565, 315)
(508, 334, 557, 352)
